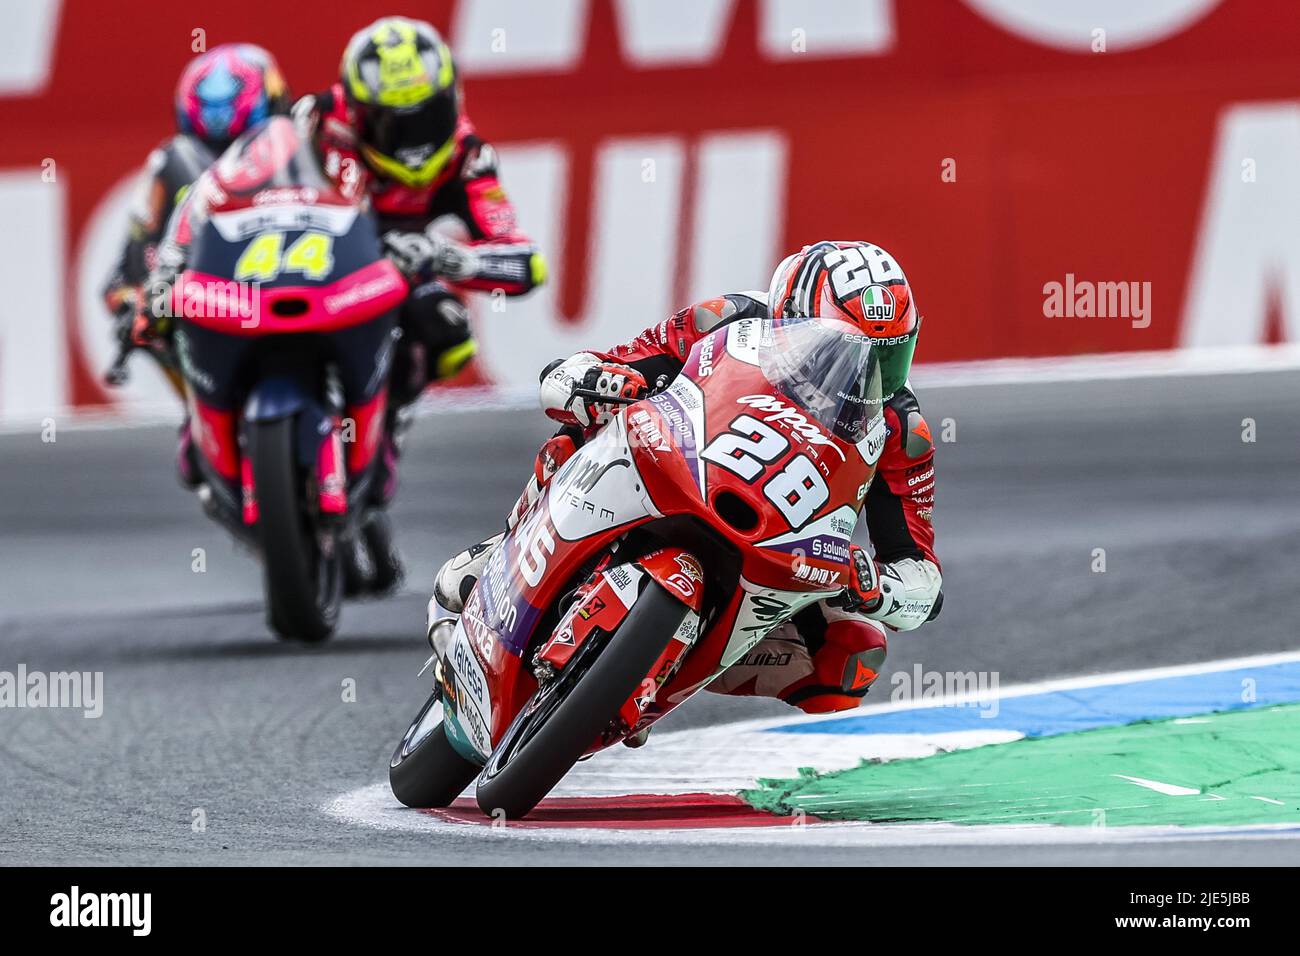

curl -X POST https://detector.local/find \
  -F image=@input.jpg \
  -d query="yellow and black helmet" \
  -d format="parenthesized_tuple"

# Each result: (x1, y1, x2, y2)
(340, 17, 459, 187)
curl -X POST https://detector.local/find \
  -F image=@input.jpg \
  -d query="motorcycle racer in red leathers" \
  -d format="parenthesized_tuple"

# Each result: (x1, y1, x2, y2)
(430, 241, 942, 721)
(294, 16, 546, 503)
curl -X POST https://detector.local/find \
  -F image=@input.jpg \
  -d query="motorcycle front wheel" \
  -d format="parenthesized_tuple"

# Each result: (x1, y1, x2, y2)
(475, 579, 688, 820)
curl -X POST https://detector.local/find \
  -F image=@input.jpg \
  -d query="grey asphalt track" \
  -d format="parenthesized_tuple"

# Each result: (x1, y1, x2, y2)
(1, 369, 1298, 865)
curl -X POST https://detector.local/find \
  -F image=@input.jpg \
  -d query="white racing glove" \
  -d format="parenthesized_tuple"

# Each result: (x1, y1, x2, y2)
(828, 547, 941, 632)
(538, 353, 648, 428)
(383, 229, 481, 282)
(831, 544, 882, 613)
(866, 558, 943, 631)
(290, 94, 317, 135)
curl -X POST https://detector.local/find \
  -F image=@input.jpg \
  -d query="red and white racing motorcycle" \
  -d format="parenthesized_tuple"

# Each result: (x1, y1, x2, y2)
(390, 313, 887, 818)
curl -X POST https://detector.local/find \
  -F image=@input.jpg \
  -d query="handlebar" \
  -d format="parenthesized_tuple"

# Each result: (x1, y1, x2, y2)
(569, 387, 643, 406)
(103, 319, 180, 389)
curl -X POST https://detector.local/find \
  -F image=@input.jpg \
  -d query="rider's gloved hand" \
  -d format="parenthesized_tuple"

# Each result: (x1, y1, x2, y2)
(830, 544, 883, 615)
(130, 307, 170, 347)
(382, 231, 431, 278)
(128, 312, 151, 347)
(384, 229, 480, 282)
(104, 282, 139, 318)
(539, 353, 648, 428)
(107, 291, 140, 344)
(289, 93, 317, 133)
(134, 260, 180, 344)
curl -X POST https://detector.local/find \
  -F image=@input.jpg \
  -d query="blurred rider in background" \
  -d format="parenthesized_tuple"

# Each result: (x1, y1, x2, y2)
(134, 17, 544, 592)
(294, 15, 547, 505)
(103, 43, 290, 399)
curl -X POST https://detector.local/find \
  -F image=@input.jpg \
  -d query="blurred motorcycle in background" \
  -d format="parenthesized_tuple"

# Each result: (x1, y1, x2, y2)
(107, 117, 408, 641)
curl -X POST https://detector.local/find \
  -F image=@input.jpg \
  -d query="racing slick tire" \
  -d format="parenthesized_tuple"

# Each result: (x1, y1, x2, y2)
(475, 578, 689, 819)
(249, 416, 342, 643)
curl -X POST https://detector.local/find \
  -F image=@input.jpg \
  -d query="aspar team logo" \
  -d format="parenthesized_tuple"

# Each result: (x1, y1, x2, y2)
(860, 284, 896, 325)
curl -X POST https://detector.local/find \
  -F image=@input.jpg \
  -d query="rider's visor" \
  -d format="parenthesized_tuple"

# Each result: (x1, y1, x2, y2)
(358, 93, 457, 172)
(759, 315, 884, 445)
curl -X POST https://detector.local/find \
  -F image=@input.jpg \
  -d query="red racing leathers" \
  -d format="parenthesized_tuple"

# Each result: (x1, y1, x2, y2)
(295, 84, 546, 411)
(531, 292, 943, 713)
(308, 84, 543, 292)
(300, 86, 547, 501)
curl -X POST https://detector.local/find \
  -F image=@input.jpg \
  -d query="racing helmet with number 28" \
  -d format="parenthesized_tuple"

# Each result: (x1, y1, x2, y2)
(768, 240, 920, 397)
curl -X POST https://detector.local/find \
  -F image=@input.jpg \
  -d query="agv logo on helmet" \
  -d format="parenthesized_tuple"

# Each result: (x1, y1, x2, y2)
(860, 284, 896, 323)
(766, 240, 921, 397)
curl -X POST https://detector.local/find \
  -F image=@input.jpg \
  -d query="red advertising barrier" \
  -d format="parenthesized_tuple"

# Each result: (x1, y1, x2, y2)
(1, 0, 1298, 417)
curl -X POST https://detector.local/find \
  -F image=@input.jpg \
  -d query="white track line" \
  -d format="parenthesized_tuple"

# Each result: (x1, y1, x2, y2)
(324, 649, 1300, 843)
(656, 647, 1300, 737)
(322, 783, 1300, 847)
(909, 342, 1300, 388)
(1114, 775, 1201, 797)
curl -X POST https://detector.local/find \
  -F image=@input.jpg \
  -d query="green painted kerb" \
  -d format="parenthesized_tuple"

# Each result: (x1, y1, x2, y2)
(742, 704, 1300, 827)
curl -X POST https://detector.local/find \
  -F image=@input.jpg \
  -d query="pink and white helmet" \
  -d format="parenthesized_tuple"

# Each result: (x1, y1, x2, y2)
(175, 44, 289, 151)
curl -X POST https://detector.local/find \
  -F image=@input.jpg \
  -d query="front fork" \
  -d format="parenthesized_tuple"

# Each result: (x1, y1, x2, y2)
(238, 371, 355, 528)
(533, 546, 705, 739)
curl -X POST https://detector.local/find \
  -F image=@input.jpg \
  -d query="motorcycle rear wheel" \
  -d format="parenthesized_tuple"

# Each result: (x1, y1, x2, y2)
(475, 579, 688, 819)
(249, 416, 341, 642)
